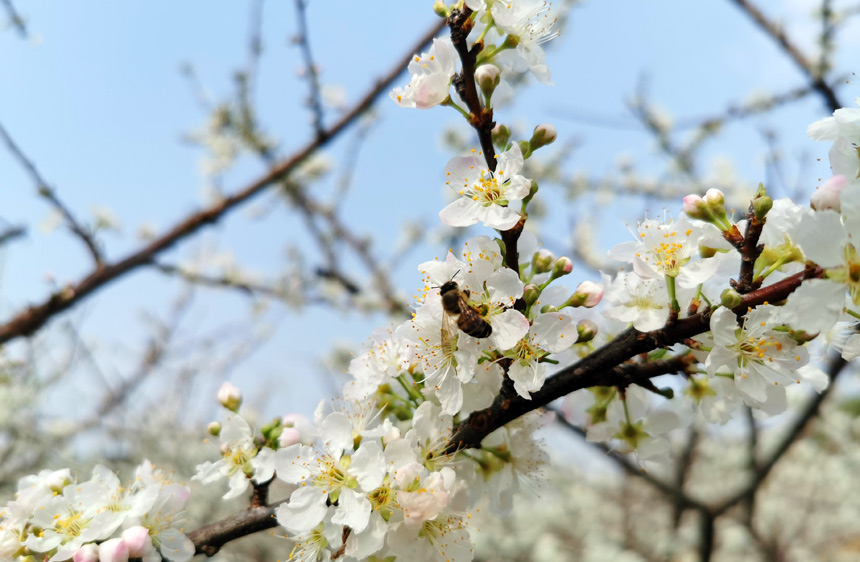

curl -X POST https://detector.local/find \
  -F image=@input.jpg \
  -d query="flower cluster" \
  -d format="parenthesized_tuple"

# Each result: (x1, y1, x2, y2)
(0, 461, 193, 562)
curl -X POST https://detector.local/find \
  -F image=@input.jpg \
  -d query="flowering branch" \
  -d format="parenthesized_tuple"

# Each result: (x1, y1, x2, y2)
(448, 266, 821, 452)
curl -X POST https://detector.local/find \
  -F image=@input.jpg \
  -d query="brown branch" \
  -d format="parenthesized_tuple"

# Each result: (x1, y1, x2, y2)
(1, 0, 26, 38)
(0, 122, 104, 266)
(0, 18, 445, 345)
(0, 225, 25, 247)
(293, 0, 326, 138)
(188, 502, 282, 557)
(732, 203, 765, 293)
(447, 267, 820, 452)
(728, 0, 842, 112)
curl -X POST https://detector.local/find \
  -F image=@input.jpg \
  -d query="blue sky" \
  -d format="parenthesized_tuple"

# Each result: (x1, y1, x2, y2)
(1, 1, 856, 440)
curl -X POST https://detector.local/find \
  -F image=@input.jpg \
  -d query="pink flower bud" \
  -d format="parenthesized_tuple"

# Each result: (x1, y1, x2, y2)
(682, 194, 710, 220)
(121, 526, 153, 558)
(98, 538, 129, 562)
(551, 257, 573, 277)
(73, 544, 99, 562)
(575, 280, 603, 307)
(280, 413, 312, 445)
(811, 175, 848, 211)
(217, 381, 242, 412)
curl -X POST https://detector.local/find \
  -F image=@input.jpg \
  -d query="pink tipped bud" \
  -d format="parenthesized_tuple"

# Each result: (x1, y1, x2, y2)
(551, 257, 573, 278)
(98, 538, 129, 562)
(703, 188, 728, 221)
(565, 280, 603, 308)
(121, 527, 154, 558)
(682, 194, 713, 221)
(74, 544, 99, 562)
(280, 413, 312, 445)
(217, 381, 242, 412)
(523, 283, 541, 306)
(529, 123, 557, 150)
(811, 175, 848, 211)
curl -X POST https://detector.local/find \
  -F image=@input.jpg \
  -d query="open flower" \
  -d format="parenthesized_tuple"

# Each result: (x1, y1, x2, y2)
(390, 38, 458, 109)
(439, 144, 531, 230)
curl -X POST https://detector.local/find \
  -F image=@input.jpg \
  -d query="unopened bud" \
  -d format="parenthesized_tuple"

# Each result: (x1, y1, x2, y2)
(576, 319, 598, 342)
(121, 527, 153, 558)
(753, 194, 773, 221)
(73, 544, 99, 562)
(523, 283, 541, 306)
(551, 257, 573, 278)
(208, 421, 222, 437)
(566, 280, 603, 308)
(532, 249, 555, 274)
(492, 124, 511, 149)
(682, 194, 713, 221)
(475, 64, 501, 99)
(281, 413, 312, 445)
(720, 288, 742, 309)
(752, 183, 772, 220)
(529, 123, 557, 150)
(811, 175, 848, 212)
(540, 304, 559, 313)
(703, 188, 727, 221)
(98, 538, 129, 562)
(217, 381, 242, 412)
(433, 0, 449, 17)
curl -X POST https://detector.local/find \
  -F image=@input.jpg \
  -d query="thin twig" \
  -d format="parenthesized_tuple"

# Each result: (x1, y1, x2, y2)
(1, 0, 27, 38)
(0, 122, 103, 266)
(294, 0, 326, 138)
(728, 0, 841, 112)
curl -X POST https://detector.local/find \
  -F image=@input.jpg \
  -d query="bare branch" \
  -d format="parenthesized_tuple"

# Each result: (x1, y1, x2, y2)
(728, 0, 842, 111)
(1, 0, 27, 38)
(0, 122, 104, 266)
(0, 18, 445, 345)
(293, 0, 326, 138)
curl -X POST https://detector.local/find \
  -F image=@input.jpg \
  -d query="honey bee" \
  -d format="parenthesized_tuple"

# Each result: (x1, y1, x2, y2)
(439, 281, 493, 346)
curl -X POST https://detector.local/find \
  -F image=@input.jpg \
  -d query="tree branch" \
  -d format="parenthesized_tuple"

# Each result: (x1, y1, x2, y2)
(0, 18, 445, 345)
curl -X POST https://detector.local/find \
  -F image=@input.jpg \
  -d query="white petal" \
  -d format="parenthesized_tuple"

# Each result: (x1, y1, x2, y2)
(276, 486, 328, 533)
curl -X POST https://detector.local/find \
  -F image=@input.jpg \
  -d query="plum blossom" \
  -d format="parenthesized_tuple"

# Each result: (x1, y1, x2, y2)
(439, 143, 532, 231)
(505, 312, 577, 398)
(601, 271, 670, 332)
(193, 414, 275, 499)
(390, 38, 458, 109)
(491, 0, 559, 84)
(704, 306, 809, 404)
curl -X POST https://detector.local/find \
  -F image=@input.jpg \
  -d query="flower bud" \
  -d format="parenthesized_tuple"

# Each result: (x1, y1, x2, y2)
(752, 183, 772, 220)
(433, 0, 449, 17)
(703, 188, 727, 221)
(279, 427, 302, 447)
(475, 64, 501, 99)
(208, 421, 222, 437)
(492, 123, 511, 149)
(551, 257, 573, 278)
(540, 304, 559, 313)
(281, 413, 312, 445)
(566, 280, 603, 308)
(531, 249, 555, 274)
(523, 283, 541, 306)
(98, 538, 129, 562)
(217, 381, 242, 412)
(73, 544, 99, 562)
(720, 288, 742, 309)
(121, 527, 154, 558)
(682, 194, 713, 221)
(576, 319, 598, 343)
(811, 175, 848, 212)
(752, 194, 773, 221)
(529, 123, 557, 150)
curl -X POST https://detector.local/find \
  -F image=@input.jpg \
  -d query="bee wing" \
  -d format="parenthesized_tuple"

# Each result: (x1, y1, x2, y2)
(440, 308, 459, 357)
